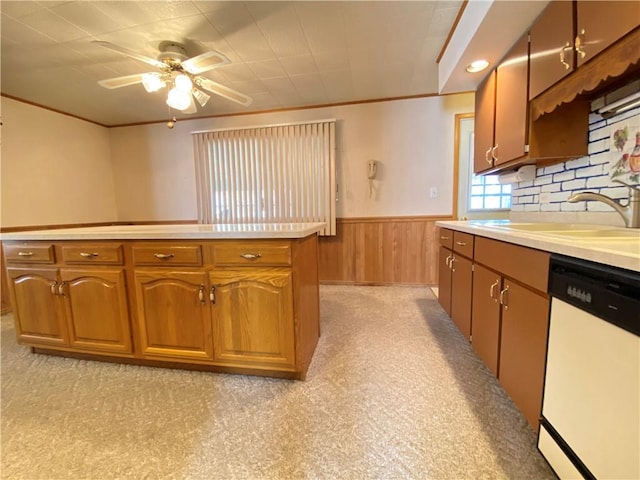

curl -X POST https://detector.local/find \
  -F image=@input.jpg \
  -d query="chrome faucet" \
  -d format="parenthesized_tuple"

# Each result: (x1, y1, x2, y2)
(568, 186, 640, 228)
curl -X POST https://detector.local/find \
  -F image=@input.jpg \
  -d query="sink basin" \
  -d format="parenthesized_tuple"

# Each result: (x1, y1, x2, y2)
(540, 229, 640, 241)
(485, 222, 611, 232)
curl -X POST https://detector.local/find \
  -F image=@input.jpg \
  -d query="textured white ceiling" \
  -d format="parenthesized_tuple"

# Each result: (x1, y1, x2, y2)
(1, 0, 467, 126)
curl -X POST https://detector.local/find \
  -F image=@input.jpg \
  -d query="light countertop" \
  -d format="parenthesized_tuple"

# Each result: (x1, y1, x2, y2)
(0, 223, 326, 241)
(436, 220, 640, 273)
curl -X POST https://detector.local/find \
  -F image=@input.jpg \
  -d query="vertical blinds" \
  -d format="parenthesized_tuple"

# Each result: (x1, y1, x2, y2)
(192, 120, 336, 235)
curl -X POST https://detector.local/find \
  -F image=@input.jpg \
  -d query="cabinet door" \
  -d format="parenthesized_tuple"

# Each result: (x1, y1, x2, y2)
(494, 33, 529, 166)
(210, 268, 295, 370)
(576, 1, 640, 67)
(437, 246, 452, 316)
(470, 264, 502, 376)
(134, 270, 213, 360)
(450, 255, 473, 340)
(474, 70, 496, 173)
(498, 279, 550, 431)
(6, 267, 67, 346)
(60, 268, 132, 354)
(529, 0, 574, 100)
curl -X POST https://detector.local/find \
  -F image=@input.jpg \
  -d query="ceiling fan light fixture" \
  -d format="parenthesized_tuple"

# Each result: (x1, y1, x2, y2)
(193, 88, 211, 107)
(142, 72, 165, 92)
(166, 87, 191, 111)
(174, 73, 193, 92)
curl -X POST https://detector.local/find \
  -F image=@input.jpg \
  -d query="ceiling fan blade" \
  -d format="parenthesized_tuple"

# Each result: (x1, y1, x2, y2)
(194, 77, 253, 106)
(181, 51, 230, 75)
(184, 94, 198, 114)
(92, 40, 166, 69)
(98, 73, 146, 89)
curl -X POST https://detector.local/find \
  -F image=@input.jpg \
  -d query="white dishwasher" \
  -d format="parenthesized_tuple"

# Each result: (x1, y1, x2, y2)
(538, 255, 639, 480)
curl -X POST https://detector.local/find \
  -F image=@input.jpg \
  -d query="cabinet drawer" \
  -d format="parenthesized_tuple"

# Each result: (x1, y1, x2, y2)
(474, 237, 549, 293)
(132, 244, 202, 266)
(61, 243, 123, 265)
(213, 242, 291, 266)
(439, 228, 454, 249)
(4, 243, 55, 263)
(453, 232, 474, 258)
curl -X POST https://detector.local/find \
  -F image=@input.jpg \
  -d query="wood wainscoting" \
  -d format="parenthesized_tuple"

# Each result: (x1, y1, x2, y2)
(318, 216, 452, 286)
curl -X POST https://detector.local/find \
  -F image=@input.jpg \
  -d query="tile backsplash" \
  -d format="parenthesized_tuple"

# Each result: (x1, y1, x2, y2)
(511, 103, 640, 226)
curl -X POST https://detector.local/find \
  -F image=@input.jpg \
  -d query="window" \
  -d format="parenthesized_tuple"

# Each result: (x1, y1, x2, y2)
(192, 120, 336, 235)
(469, 173, 512, 210)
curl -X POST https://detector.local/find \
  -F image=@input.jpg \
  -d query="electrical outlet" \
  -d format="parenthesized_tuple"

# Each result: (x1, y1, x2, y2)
(429, 187, 438, 198)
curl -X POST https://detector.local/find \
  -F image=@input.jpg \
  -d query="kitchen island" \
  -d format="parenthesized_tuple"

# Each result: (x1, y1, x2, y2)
(2, 223, 325, 380)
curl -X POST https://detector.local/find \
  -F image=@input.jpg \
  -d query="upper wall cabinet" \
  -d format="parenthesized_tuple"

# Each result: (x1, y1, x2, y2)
(474, 70, 496, 173)
(529, 1, 574, 100)
(576, 1, 640, 67)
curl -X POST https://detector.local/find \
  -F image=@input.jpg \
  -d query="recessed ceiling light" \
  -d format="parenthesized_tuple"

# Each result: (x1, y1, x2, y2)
(466, 60, 490, 73)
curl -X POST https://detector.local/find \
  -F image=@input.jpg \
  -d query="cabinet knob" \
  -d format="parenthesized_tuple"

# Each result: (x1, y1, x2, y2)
(50, 282, 58, 295)
(240, 253, 262, 261)
(210, 286, 216, 304)
(198, 285, 205, 304)
(153, 253, 175, 260)
(57, 282, 66, 296)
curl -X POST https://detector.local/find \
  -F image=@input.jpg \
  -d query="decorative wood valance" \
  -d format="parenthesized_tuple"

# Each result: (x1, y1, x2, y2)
(531, 28, 640, 121)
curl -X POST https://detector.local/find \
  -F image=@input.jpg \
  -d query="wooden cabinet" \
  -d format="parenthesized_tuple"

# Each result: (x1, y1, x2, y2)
(210, 268, 295, 370)
(474, 70, 497, 173)
(493, 33, 530, 167)
(472, 236, 550, 431)
(6, 267, 68, 346)
(3, 236, 320, 380)
(529, 1, 574, 100)
(6, 265, 132, 354)
(576, 1, 640, 67)
(498, 279, 549, 431)
(134, 270, 213, 360)
(470, 263, 501, 376)
(437, 228, 474, 340)
(60, 268, 132, 354)
(437, 229, 453, 316)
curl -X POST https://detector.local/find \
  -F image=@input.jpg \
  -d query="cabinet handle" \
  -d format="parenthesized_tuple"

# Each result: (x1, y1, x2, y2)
(560, 41, 572, 70)
(58, 282, 65, 296)
(499, 285, 510, 310)
(440, 236, 450, 241)
(485, 148, 492, 165)
(445, 254, 452, 268)
(153, 253, 175, 260)
(50, 282, 58, 295)
(198, 285, 205, 304)
(490, 280, 499, 301)
(491, 144, 499, 162)
(210, 286, 216, 304)
(575, 29, 586, 59)
(18, 251, 34, 257)
(455, 241, 467, 247)
(79, 252, 99, 258)
(240, 253, 262, 261)
(450, 256, 456, 272)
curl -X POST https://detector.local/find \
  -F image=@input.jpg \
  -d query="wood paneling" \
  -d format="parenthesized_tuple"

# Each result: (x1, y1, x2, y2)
(318, 216, 449, 286)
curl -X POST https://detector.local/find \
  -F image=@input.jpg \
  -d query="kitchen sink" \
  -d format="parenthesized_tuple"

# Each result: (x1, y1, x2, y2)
(539, 229, 640, 241)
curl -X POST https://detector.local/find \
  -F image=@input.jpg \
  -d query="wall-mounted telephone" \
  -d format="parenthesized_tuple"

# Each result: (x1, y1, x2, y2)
(368, 160, 377, 198)
(368, 160, 377, 179)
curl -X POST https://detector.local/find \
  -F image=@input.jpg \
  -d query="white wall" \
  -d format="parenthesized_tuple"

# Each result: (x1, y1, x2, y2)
(1, 97, 118, 228)
(109, 93, 474, 221)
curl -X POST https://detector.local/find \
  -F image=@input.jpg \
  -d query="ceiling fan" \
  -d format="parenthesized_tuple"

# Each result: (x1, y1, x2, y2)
(93, 40, 252, 114)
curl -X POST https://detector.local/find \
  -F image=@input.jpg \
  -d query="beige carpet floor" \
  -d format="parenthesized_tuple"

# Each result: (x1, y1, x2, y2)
(1, 285, 555, 480)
